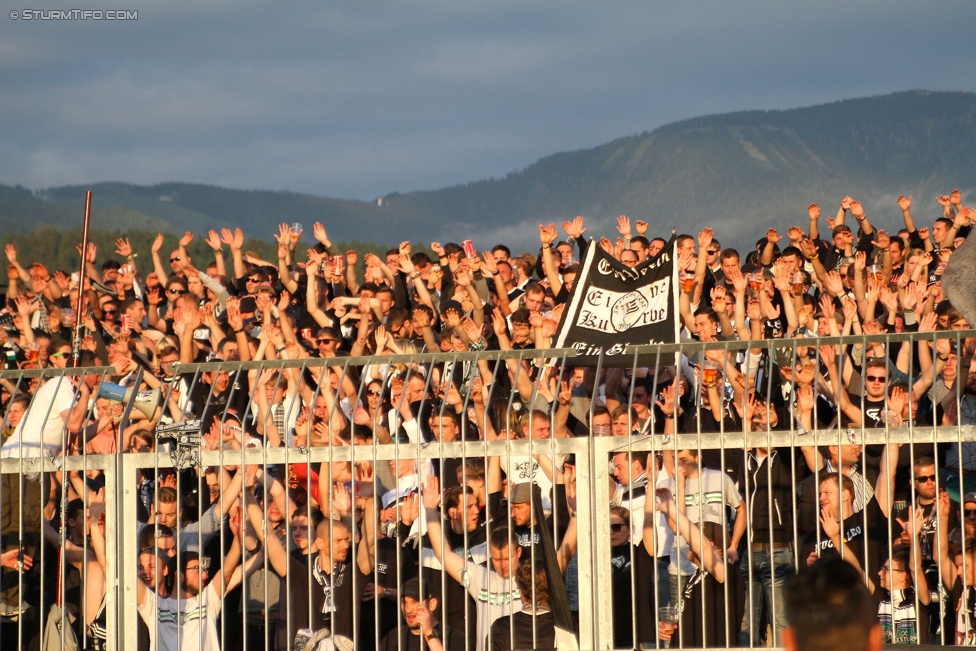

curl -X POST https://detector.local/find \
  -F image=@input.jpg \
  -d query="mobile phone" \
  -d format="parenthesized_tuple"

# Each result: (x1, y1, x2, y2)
(462, 240, 476, 258)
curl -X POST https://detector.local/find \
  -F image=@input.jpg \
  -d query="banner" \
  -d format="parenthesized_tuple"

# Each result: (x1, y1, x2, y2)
(553, 235, 677, 366)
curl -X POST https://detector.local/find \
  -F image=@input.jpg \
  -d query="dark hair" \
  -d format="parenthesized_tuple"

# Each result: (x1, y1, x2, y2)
(719, 248, 740, 264)
(489, 526, 517, 551)
(630, 236, 650, 249)
(66, 498, 86, 524)
(785, 559, 878, 651)
(442, 485, 474, 515)
(491, 244, 511, 257)
(515, 560, 550, 608)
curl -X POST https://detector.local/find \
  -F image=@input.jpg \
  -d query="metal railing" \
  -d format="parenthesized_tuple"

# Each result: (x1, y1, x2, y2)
(1, 331, 974, 649)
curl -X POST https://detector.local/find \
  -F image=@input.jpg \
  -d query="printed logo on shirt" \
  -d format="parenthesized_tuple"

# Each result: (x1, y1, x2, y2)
(478, 589, 520, 606)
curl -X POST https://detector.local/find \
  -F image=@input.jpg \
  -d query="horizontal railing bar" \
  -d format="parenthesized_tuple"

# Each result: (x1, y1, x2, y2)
(172, 347, 579, 373)
(626, 327, 976, 356)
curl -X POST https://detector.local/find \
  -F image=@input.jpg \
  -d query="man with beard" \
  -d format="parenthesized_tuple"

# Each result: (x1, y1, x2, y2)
(137, 530, 262, 651)
(378, 577, 465, 651)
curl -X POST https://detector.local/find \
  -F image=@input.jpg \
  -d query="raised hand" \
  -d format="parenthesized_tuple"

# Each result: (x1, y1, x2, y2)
(917, 311, 938, 334)
(443, 308, 461, 330)
(539, 223, 558, 246)
(205, 230, 222, 251)
(766, 228, 782, 244)
(797, 384, 815, 415)
(490, 308, 508, 338)
(819, 294, 835, 320)
(710, 286, 728, 314)
(422, 476, 441, 510)
(808, 203, 820, 221)
(151, 234, 164, 253)
(823, 271, 844, 297)
(313, 222, 331, 247)
(698, 227, 714, 251)
(897, 195, 912, 211)
(480, 251, 499, 275)
(179, 231, 194, 248)
(562, 216, 587, 239)
(654, 383, 677, 418)
(951, 189, 962, 206)
(788, 226, 805, 242)
(872, 229, 891, 251)
(634, 219, 648, 236)
(460, 316, 482, 343)
(616, 215, 631, 238)
(114, 237, 132, 258)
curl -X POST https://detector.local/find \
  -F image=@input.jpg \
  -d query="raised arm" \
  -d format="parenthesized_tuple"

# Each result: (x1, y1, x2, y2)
(655, 487, 725, 582)
(421, 476, 467, 585)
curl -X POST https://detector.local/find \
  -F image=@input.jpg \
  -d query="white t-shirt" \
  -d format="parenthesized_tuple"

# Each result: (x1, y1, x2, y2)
(138, 582, 222, 651)
(664, 468, 742, 576)
(461, 560, 523, 651)
(1, 376, 76, 458)
(503, 454, 554, 513)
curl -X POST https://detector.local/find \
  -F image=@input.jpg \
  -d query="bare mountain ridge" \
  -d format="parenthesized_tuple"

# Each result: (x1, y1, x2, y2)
(6, 90, 975, 252)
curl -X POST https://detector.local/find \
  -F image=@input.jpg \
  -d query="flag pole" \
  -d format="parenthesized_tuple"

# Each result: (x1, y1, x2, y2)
(72, 190, 92, 367)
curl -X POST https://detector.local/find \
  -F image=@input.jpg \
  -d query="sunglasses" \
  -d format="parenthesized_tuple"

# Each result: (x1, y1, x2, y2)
(966, 509, 976, 519)
(170, 257, 180, 262)
(367, 389, 381, 397)
(103, 310, 118, 315)
(865, 375, 886, 383)
(706, 249, 720, 255)
(317, 338, 335, 344)
(247, 277, 262, 283)
(610, 523, 627, 533)
(50, 352, 68, 358)
(915, 475, 936, 483)
(167, 288, 186, 295)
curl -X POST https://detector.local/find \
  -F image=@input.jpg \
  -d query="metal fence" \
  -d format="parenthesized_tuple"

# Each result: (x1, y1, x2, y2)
(2, 332, 975, 650)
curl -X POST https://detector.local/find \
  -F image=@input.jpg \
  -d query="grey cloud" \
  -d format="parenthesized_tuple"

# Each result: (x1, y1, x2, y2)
(1, 1, 975, 199)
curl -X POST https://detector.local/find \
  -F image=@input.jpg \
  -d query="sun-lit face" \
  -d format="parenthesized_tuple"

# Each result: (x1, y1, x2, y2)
(430, 415, 459, 442)
(490, 543, 520, 578)
(510, 501, 532, 527)
(612, 453, 635, 486)
(610, 514, 630, 547)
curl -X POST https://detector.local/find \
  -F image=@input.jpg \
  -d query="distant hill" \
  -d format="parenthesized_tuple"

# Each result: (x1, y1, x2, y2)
(4, 90, 976, 254)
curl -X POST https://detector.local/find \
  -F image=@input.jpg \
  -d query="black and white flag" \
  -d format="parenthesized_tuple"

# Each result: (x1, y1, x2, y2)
(553, 235, 677, 366)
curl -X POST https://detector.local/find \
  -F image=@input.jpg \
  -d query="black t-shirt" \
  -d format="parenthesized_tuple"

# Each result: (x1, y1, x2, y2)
(673, 562, 746, 648)
(275, 552, 369, 650)
(800, 502, 887, 580)
(489, 610, 555, 651)
(610, 542, 661, 649)
(378, 622, 467, 651)
(371, 534, 419, 640)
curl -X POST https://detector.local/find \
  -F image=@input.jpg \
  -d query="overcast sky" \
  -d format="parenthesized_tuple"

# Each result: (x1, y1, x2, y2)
(2, 1, 975, 201)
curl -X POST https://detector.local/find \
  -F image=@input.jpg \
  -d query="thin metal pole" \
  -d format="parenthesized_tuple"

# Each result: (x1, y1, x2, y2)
(72, 190, 92, 367)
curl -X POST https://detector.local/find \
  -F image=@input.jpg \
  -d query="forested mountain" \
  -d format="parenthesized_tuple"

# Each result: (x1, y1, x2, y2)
(4, 90, 975, 269)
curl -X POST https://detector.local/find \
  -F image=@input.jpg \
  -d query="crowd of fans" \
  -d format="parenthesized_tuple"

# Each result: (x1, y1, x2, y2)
(2, 189, 976, 650)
